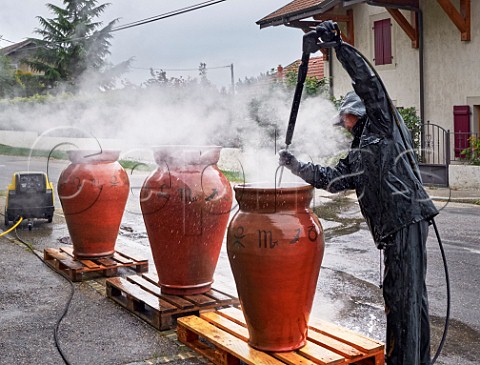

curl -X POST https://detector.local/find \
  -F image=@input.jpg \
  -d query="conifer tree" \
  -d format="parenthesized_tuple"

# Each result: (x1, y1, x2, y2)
(28, 0, 128, 92)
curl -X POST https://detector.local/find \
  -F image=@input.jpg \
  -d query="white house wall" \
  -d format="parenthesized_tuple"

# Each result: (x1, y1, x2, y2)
(329, 5, 421, 111)
(327, 0, 479, 136)
(422, 0, 480, 133)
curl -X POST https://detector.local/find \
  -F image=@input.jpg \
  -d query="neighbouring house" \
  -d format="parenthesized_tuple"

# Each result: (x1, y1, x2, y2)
(0, 39, 38, 74)
(257, 0, 480, 188)
(276, 56, 326, 85)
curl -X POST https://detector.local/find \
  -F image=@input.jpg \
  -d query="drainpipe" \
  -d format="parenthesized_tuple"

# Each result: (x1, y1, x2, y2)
(418, 9, 426, 161)
(328, 48, 334, 99)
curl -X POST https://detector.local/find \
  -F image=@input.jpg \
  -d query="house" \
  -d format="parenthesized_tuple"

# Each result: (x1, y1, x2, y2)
(0, 39, 37, 73)
(257, 0, 479, 187)
(278, 55, 325, 81)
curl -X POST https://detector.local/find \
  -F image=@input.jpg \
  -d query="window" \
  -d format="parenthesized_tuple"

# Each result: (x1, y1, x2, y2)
(373, 19, 392, 66)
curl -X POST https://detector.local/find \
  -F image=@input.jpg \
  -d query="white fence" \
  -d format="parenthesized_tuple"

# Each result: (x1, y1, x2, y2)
(1, 130, 478, 189)
(0, 130, 241, 171)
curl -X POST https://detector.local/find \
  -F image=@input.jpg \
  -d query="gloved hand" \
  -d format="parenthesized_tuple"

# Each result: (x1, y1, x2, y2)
(278, 149, 300, 172)
(316, 20, 342, 46)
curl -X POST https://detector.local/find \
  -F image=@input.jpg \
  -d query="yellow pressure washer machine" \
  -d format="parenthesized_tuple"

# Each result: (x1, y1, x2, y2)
(4, 171, 55, 229)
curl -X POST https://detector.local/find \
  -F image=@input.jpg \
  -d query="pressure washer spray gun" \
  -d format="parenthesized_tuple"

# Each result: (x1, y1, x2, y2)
(277, 24, 340, 186)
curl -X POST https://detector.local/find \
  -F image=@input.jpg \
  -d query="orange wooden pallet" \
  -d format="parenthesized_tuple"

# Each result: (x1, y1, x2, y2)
(106, 273, 240, 331)
(43, 246, 148, 281)
(177, 307, 385, 365)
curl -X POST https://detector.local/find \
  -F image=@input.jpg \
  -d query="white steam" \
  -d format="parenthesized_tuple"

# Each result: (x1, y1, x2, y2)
(0, 81, 348, 184)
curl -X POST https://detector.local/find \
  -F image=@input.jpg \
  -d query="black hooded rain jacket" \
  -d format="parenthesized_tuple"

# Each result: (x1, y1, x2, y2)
(294, 44, 438, 246)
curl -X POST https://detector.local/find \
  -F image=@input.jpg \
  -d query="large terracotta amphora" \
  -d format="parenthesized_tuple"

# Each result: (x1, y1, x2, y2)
(227, 182, 324, 352)
(140, 145, 233, 295)
(57, 150, 129, 259)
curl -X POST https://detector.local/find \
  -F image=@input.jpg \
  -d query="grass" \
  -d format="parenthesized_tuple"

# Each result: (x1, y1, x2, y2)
(0, 144, 68, 159)
(221, 170, 244, 182)
(117, 159, 155, 172)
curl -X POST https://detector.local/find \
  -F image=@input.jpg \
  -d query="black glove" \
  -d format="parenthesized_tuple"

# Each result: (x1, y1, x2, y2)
(278, 149, 300, 172)
(316, 20, 342, 46)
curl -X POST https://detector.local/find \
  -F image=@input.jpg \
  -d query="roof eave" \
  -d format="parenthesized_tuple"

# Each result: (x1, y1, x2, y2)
(257, 0, 341, 29)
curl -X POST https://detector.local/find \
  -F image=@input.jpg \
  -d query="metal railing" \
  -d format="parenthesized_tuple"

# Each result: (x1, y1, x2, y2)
(416, 122, 478, 163)
(418, 122, 450, 165)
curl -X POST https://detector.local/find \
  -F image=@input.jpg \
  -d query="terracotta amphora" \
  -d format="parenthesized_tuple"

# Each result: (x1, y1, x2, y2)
(140, 145, 233, 295)
(57, 150, 129, 259)
(227, 182, 324, 352)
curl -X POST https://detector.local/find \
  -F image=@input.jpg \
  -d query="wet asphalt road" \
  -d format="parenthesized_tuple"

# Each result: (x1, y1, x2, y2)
(0, 155, 479, 364)
(309, 197, 480, 365)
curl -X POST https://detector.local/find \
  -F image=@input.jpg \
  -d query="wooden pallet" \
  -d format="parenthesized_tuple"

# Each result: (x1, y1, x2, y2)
(43, 246, 148, 281)
(106, 273, 240, 331)
(177, 307, 385, 365)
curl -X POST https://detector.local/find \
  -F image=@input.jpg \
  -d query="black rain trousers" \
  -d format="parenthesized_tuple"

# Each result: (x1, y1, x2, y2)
(383, 219, 431, 365)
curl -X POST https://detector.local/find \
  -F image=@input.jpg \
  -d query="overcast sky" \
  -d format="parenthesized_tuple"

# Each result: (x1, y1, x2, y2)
(0, 0, 305, 88)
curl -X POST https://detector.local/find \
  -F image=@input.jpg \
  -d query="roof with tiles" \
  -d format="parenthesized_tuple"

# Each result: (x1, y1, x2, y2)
(0, 39, 34, 56)
(257, 0, 338, 27)
(281, 56, 325, 80)
(257, 0, 419, 27)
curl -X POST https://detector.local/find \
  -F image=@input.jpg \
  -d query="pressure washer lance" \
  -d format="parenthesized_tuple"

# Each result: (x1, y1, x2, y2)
(277, 29, 338, 187)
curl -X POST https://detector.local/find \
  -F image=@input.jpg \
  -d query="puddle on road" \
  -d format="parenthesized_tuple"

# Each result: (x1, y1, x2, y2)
(57, 236, 72, 245)
(312, 266, 386, 341)
(314, 198, 365, 240)
(430, 316, 480, 363)
(119, 218, 149, 245)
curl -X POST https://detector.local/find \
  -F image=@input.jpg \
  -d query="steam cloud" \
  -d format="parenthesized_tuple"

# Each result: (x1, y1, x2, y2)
(0, 81, 348, 185)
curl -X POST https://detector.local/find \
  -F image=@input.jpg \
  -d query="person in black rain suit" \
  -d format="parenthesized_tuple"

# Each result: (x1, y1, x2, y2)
(279, 21, 439, 365)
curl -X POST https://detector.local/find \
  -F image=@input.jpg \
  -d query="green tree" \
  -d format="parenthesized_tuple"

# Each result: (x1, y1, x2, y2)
(284, 69, 329, 97)
(0, 53, 17, 97)
(397, 107, 421, 150)
(460, 135, 480, 165)
(198, 62, 211, 87)
(143, 68, 196, 88)
(27, 0, 129, 92)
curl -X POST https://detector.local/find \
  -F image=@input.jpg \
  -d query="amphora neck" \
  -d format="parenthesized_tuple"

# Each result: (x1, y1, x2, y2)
(153, 145, 221, 167)
(234, 183, 313, 212)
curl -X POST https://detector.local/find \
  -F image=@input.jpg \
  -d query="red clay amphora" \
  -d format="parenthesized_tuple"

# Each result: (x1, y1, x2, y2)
(57, 150, 129, 259)
(140, 145, 233, 295)
(227, 182, 324, 352)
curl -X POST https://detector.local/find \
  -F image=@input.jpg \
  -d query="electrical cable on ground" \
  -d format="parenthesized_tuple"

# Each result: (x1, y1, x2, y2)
(5, 218, 75, 365)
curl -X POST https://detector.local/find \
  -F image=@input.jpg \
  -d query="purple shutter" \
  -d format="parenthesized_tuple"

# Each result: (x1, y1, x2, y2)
(374, 20, 384, 65)
(382, 19, 392, 64)
(453, 105, 471, 157)
(374, 19, 392, 65)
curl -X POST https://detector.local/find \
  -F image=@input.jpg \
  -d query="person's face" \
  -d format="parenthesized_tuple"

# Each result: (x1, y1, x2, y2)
(341, 113, 360, 133)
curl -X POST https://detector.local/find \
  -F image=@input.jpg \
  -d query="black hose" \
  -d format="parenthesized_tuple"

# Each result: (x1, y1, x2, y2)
(431, 219, 450, 364)
(341, 42, 450, 364)
(12, 221, 74, 365)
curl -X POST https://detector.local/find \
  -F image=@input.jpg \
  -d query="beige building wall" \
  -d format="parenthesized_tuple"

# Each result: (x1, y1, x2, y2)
(328, 5, 421, 111)
(324, 1, 480, 137)
(422, 0, 480, 134)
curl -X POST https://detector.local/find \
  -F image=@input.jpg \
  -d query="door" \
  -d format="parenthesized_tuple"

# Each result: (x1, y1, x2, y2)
(453, 105, 470, 158)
